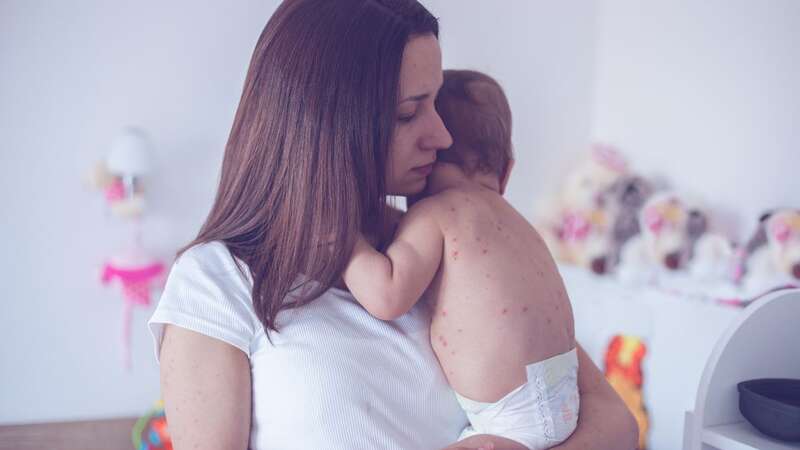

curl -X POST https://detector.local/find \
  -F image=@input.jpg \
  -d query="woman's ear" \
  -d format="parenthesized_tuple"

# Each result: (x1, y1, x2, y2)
(499, 158, 515, 195)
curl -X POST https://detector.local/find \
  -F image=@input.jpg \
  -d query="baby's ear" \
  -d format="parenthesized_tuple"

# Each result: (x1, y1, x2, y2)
(499, 158, 515, 195)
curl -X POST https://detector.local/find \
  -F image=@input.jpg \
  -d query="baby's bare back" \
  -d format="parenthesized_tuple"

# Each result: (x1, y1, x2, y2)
(426, 187, 575, 403)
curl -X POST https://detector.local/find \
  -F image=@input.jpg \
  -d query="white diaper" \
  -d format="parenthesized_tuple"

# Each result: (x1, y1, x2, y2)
(454, 347, 579, 450)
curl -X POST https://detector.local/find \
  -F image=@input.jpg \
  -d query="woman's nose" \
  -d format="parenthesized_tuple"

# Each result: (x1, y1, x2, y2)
(423, 109, 453, 151)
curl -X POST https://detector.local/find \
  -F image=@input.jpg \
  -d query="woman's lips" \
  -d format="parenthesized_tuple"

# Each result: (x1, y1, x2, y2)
(412, 163, 435, 177)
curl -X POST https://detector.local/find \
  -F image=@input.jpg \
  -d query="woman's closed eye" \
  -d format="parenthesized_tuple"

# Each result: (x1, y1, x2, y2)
(397, 111, 417, 123)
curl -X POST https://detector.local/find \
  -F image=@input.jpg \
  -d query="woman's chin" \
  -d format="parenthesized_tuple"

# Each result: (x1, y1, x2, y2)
(389, 179, 427, 197)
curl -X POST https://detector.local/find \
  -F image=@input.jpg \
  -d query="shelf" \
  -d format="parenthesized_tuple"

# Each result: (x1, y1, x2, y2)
(702, 421, 800, 450)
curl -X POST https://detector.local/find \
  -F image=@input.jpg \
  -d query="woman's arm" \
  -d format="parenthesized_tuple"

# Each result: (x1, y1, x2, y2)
(550, 344, 639, 450)
(160, 324, 252, 450)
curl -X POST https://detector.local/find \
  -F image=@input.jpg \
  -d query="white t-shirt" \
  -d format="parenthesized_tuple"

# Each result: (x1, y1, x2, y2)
(148, 241, 467, 450)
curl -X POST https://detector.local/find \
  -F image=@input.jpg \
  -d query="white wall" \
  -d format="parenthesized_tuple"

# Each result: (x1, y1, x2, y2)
(591, 0, 800, 239)
(1, 0, 282, 423)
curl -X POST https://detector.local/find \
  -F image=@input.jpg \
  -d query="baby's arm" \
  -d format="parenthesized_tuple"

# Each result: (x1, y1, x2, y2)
(344, 199, 444, 321)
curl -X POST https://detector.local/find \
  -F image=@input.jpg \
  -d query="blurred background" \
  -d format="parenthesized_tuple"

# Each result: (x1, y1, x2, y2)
(1, 1, 798, 449)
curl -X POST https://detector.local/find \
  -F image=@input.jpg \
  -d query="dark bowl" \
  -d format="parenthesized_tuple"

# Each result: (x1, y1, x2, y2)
(737, 378, 800, 442)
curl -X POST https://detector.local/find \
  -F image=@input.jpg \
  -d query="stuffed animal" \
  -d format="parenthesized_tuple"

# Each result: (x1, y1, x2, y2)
(536, 144, 628, 274)
(617, 193, 721, 283)
(734, 209, 800, 295)
(597, 175, 655, 273)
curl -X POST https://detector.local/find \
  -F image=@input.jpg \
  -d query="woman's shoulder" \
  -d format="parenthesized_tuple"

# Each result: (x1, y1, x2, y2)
(150, 241, 258, 358)
(176, 241, 246, 276)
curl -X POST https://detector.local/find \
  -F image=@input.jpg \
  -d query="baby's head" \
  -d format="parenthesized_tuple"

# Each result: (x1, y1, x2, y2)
(430, 69, 514, 194)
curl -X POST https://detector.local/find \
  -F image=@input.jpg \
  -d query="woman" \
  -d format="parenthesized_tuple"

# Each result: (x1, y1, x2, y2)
(149, 0, 638, 449)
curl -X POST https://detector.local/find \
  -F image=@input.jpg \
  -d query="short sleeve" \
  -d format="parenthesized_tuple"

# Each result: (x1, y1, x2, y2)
(148, 242, 259, 362)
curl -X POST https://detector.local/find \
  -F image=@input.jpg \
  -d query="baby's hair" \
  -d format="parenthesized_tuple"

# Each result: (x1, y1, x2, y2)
(435, 69, 513, 178)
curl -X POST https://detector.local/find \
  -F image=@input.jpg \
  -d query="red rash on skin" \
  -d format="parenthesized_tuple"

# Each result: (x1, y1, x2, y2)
(482, 249, 488, 254)
(502, 308, 508, 314)
(522, 307, 529, 313)
(452, 250, 459, 260)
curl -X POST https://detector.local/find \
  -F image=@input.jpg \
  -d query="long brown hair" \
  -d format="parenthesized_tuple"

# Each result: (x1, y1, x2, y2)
(182, 0, 439, 334)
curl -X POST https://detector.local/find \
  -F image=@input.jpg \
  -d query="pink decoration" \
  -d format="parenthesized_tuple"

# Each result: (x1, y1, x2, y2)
(770, 219, 792, 243)
(104, 179, 125, 203)
(101, 260, 165, 369)
(562, 213, 592, 242)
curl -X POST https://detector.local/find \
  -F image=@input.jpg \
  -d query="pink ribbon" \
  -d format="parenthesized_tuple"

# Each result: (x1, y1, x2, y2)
(101, 261, 165, 369)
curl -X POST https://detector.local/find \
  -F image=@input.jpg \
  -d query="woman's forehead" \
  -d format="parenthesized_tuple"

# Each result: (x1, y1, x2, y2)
(398, 34, 443, 101)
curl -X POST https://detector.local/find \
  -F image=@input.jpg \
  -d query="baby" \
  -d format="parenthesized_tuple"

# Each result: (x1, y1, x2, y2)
(344, 70, 578, 450)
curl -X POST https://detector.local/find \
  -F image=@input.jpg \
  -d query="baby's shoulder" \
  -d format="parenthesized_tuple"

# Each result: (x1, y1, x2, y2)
(408, 188, 494, 227)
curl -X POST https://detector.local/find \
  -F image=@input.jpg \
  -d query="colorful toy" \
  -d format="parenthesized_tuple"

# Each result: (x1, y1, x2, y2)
(604, 335, 649, 450)
(536, 144, 629, 274)
(734, 209, 800, 296)
(616, 192, 731, 284)
(132, 400, 172, 450)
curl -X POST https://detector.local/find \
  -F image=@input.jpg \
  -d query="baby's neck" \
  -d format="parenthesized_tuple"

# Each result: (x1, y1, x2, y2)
(426, 168, 502, 196)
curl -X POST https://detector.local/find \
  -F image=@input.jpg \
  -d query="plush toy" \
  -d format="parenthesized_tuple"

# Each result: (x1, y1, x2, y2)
(536, 144, 629, 274)
(597, 175, 655, 272)
(734, 209, 800, 295)
(617, 192, 726, 283)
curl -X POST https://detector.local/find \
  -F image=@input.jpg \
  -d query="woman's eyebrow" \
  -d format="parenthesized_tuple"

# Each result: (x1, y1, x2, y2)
(399, 93, 430, 104)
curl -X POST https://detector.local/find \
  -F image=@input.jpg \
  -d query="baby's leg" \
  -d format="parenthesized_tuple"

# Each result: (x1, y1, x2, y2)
(444, 433, 528, 450)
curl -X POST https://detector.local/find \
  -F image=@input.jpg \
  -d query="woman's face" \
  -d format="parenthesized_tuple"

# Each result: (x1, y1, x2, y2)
(385, 34, 453, 195)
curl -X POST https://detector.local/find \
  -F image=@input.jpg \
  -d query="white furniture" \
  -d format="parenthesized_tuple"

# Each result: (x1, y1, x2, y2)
(560, 265, 743, 450)
(683, 288, 800, 450)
